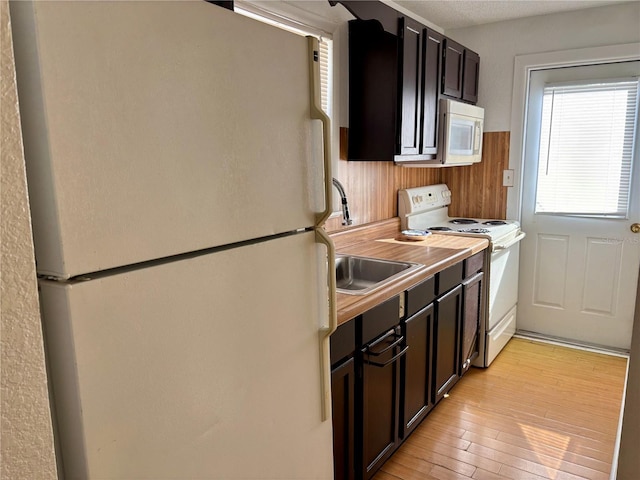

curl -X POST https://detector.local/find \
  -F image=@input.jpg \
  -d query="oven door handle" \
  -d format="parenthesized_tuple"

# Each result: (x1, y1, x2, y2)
(493, 231, 526, 252)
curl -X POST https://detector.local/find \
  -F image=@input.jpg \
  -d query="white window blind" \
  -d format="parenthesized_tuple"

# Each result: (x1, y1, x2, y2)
(535, 78, 639, 218)
(318, 39, 332, 116)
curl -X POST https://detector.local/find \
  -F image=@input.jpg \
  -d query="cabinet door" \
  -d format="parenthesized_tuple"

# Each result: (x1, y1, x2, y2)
(433, 285, 462, 403)
(398, 17, 423, 156)
(442, 38, 464, 99)
(361, 328, 406, 480)
(401, 303, 433, 438)
(347, 20, 399, 161)
(461, 272, 483, 375)
(332, 358, 356, 480)
(462, 49, 480, 104)
(421, 29, 443, 154)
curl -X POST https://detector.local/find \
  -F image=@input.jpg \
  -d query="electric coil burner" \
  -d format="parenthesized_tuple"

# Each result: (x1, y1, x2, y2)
(450, 218, 477, 224)
(484, 220, 507, 226)
(398, 184, 526, 367)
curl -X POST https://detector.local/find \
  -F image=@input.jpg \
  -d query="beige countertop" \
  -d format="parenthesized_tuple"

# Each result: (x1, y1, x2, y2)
(329, 218, 489, 325)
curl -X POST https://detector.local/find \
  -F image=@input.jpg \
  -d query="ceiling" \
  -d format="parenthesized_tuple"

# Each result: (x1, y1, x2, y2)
(270, 1, 635, 35)
(393, 0, 633, 30)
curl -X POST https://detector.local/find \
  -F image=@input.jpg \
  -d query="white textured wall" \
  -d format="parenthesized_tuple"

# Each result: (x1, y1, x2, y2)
(0, 1, 58, 478)
(446, 2, 640, 132)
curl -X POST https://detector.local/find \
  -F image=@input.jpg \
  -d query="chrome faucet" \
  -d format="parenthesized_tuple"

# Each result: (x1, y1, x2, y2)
(332, 177, 353, 226)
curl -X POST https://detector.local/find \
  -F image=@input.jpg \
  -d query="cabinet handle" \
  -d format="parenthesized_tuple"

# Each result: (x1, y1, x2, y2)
(308, 36, 333, 227)
(365, 345, 409, 368)
(462, 271, 483, 287)
(366, 331, 404, 357)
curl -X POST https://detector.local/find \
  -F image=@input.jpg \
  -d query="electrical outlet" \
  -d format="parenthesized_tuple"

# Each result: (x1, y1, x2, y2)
(503, 169, 514, 187)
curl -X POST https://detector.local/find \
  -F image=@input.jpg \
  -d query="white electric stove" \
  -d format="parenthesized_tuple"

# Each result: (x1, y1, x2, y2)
(398, 184, 526, 366)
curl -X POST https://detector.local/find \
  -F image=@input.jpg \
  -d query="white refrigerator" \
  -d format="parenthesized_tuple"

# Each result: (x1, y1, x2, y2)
(11, 1, 336, 478)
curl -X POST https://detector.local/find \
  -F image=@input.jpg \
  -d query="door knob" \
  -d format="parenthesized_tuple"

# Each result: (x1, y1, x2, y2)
(631, 223, 640, 234)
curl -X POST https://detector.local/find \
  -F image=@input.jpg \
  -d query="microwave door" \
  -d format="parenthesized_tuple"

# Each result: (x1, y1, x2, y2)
(449, 116, 476, 155)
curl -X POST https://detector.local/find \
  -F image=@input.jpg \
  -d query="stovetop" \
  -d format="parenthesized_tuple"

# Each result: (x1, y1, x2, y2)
(398, 184, 521, 244)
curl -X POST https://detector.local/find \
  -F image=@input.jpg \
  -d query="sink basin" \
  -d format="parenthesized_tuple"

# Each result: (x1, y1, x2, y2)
(335, 255, 422, 295)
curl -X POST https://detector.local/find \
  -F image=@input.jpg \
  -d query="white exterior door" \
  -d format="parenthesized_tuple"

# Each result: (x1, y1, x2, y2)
(519, 61, 640, 350)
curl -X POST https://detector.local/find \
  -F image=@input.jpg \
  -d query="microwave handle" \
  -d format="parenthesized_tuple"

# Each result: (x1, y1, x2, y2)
(474, 122, 482, 153)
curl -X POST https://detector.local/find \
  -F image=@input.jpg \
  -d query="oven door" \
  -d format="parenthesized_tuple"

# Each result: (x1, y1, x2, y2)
(482, 232, 526, 366)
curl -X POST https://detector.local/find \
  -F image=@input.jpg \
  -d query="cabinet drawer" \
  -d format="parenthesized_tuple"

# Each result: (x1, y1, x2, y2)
(464, 251, 484, 278)
(437, 262, 463, 295)
(406, 276, 435, 318)
(362, 296, 401, 345)
(331, 321, 356, 366)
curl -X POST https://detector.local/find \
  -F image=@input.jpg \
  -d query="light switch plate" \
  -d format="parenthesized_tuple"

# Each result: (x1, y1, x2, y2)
(503, 169, 514, 187)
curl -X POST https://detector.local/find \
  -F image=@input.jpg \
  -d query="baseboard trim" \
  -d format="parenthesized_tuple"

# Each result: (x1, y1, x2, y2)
(514, 330, 630, 358)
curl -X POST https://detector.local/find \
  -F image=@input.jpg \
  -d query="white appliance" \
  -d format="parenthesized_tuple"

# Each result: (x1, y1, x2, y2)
(11, 2, 336, 479)
(438, 99, 484, 166)
(396, 99, 484, 167)
(399, 184, 525, 366)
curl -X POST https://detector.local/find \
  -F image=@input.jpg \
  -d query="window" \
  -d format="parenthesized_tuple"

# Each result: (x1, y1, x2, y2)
(535, 78, 639, 218)
(234, 2, 333, 116)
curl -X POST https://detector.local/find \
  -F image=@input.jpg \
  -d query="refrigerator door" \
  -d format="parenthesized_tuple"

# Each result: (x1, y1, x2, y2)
(40, 231, 333, 479)
(11, 1, 326, 279)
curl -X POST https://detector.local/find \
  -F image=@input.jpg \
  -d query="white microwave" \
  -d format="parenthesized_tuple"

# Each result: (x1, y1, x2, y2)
(395, 99, 484, 167)
(438, 99, 484, 166)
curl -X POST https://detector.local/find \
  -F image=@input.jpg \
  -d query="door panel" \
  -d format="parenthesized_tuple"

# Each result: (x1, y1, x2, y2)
(532, 234, 569, 308)
(519, 61, 640, 349)
(583, 237, 623, 315)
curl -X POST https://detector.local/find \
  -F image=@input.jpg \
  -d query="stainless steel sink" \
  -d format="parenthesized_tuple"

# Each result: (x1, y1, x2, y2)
(335, 255, 422, 295)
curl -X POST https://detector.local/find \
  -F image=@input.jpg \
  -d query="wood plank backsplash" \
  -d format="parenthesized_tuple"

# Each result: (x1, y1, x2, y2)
(442, 131, 510, 220)
(324, 129, 510, 232)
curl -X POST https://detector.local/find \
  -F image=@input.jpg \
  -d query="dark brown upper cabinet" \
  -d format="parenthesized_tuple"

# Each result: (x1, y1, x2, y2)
(346, 17, 445, 161)
(328, 0, 398, 34)
(205, 0, 234, 10)
(442, 38, 480, 104)
(462, 49, 480, 103)
(398, 17, 423, 156)
(420, 28, 444, 155)
(330, 0, 479, 161)
(442, 38, 463, 98)
(346, 18, 399, 161)
(398, 19, 443, 157)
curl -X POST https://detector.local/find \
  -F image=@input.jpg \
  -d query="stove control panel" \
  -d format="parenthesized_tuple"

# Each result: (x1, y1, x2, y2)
(398, 184, 452, 217)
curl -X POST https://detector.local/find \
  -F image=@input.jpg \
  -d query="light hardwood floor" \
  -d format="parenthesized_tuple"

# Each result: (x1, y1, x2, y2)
(375, 338, 628, 480)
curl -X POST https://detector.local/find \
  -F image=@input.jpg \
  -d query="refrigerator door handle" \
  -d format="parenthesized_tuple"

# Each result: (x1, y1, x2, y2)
(307, 36, 333, 227)
(315, 228, 337, 421)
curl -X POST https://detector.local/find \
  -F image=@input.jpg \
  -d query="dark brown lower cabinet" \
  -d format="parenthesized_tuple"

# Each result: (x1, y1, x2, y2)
(360, 327, 407, 480)
(331, 254, 486, 480)
(461, 272, 483, 375)
(401, 303, 434, 438)
(332, 357, 356, 480)
(433, 285, 462, 403)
